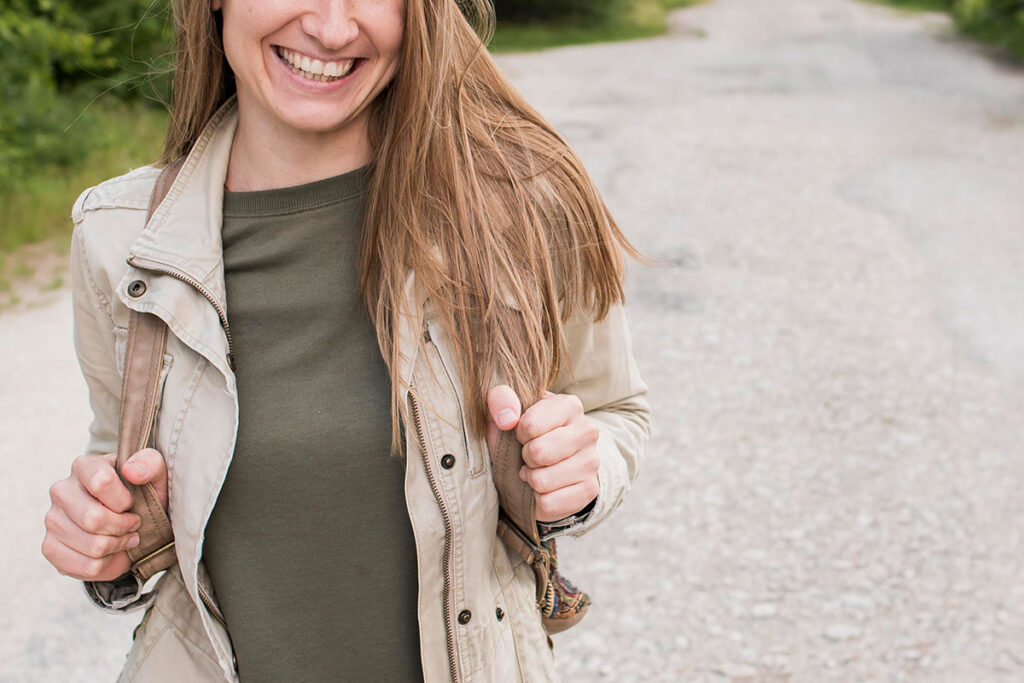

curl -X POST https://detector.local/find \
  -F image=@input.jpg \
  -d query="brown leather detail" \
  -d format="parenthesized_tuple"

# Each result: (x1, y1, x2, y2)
(491, 430, 551, 603)
(542, 605, 588, 634)
(146, 157, 186, 220)
(116, 310, 175, 581)
(115, 161, 184, 581)
(497, 516, 550, 604)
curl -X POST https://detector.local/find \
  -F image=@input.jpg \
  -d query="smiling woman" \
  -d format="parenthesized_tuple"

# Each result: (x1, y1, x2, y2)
(213, 0, 404, 190)
(41, 1, 651, 681)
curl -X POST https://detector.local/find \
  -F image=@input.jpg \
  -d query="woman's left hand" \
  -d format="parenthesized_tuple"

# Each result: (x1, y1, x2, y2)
(486, 385, 599, 522)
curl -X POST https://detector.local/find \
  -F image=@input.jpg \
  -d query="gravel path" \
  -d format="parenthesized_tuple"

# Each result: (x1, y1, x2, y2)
(3, 0, 1023, 680)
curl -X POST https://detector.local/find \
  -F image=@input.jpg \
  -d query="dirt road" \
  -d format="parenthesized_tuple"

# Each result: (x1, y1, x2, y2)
(3, 0, 1023, 680)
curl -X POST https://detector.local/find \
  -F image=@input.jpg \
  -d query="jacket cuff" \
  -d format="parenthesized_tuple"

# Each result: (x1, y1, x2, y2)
(537, 497, 597, 541)
(565, 422, 630, 539)
(83, 572, 154, 614)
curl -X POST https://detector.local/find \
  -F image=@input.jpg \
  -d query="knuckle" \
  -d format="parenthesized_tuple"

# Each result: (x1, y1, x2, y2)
(526, 441, 547, 466)
(566, 393, 584, 413)
(86, 468, 116, 495)
(82, 557, 107, 580)
(528, 470, 549, 493)
(536, 495, 560, 520)
(81, 508, 106, 534)
(40, 536, 57, 562)
(88, 535, 114, 559)
(44, 506, 60, 530)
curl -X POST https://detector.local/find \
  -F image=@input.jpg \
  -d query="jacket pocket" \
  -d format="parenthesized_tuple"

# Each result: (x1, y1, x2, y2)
(118, 565, 228, 683)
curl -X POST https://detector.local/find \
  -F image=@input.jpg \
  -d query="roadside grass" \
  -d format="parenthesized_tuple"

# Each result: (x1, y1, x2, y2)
(0, 102, 166, 304)
(0, 102, 167, 254)
(860, 0, 950, 11)
(490, 0, 708, 52)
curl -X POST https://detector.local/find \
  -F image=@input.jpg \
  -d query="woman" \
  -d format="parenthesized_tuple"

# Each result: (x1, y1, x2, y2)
(41, 0, 650, 681)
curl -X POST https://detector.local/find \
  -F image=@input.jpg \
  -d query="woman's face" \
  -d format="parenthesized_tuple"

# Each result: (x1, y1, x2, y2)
(214, 0, 405, 139)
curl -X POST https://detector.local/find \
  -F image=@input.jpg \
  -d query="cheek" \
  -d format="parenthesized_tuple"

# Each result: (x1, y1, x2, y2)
(374, 0, 406, 63)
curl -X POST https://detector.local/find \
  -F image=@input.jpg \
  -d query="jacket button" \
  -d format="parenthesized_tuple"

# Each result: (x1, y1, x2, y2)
(495, 607, 505, 622)
(441, 454, 455, 469)
(457, 609, 472, 625)
(127, 280, 147, 297)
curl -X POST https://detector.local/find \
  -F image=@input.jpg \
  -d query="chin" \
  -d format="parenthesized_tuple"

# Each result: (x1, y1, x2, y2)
(275, 106, 361, 136)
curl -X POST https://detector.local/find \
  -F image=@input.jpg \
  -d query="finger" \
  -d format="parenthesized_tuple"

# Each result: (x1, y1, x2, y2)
(521, 445, 600, 494)
(73, 454, 134, 514)
(515, 393, 583, 444)
(46, 505, 140, 559)
(521, 419, 599, 469)
(57, 480, 143, 536)
(486, 385, 522, 431)
(120, 448, 169, 510)
(41, 536, 132, 582)
(534, 479, 600, 523)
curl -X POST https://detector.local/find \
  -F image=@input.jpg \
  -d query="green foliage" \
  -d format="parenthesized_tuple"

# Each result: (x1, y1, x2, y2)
(0, 0, 171, 192)
(494, 0, 631, 24)
(491, 0, 688, 52)
(952, 0, 1024, 60)
(0, 103, 167, 253)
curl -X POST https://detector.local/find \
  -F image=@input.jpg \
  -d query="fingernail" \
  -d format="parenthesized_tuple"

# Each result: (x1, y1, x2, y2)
(498, 409, 516, 428)
(519, 466, 527, 481)
(130, 518, 142, 532)
(128, 461, 147, 478)
(127, 534, 140, 549)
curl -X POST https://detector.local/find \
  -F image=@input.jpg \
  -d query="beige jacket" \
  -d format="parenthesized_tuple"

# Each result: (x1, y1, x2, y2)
(69, 99, 650, 682)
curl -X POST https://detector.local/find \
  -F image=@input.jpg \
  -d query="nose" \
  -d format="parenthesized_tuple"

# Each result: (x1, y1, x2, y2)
(301, 0, 359, 51)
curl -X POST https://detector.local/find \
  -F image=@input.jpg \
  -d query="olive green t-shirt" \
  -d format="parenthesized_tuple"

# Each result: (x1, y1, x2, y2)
(202, 166, 422, 682)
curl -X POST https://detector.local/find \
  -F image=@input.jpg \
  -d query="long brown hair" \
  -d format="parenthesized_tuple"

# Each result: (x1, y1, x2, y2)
(162, 0, 642, 454)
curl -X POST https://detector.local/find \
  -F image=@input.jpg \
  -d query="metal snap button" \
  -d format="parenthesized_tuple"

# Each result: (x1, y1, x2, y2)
(458, 609, 472, 625)
(127, 280, 147, 298)
(495, 607, 505, 622)
(441, 454, 455, 470)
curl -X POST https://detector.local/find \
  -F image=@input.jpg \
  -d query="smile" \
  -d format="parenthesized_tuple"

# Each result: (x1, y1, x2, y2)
(274, 46, 358, 82)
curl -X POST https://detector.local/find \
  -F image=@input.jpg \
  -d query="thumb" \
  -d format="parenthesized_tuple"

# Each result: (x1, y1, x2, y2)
(121, 448, 169, 511)
(487, 384, 522, 431)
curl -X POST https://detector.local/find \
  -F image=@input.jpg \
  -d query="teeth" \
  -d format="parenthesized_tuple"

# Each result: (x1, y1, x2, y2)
(278, 47, 354, 81)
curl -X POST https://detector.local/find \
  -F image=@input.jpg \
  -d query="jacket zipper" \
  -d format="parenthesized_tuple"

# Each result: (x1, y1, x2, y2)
(409, 333, 461, 682)
(197, 581, 228, 631)
(197, 580, 237, 671)
(125, 256, 236, 370)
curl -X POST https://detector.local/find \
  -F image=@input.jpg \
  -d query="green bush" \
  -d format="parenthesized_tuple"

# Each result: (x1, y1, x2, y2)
(494, 0, 631, 23)
(0, 0, 171, 192)
(952, 0, 1024, 59)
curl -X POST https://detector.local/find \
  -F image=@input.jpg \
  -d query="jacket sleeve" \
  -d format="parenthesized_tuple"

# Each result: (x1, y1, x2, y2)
(69, 199, 150, 614)
(546, 300, 651, 539)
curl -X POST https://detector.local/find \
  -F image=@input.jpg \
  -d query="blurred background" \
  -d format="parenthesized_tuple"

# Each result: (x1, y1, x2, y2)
(2, 0, 1023, 680)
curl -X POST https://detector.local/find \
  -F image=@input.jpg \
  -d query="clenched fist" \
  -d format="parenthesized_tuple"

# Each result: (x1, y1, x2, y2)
(42, 448, 168, 582)
(486, 386, 599, 523)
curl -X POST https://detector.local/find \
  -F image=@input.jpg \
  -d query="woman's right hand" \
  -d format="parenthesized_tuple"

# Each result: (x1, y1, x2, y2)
(42, 448, 169, 582)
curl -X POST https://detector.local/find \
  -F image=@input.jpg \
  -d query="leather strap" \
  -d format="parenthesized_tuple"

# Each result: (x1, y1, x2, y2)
(115, 160, 184, 581)
(491, 429, 551, 605)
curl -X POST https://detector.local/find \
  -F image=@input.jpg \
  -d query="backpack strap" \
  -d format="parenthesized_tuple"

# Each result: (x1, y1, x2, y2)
(492, 429, 552, 602)
(116, 159, 184, 581)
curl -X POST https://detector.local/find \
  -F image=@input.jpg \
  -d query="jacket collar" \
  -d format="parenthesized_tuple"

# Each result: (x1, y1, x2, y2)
(123, 96, 425, 392)
(126, 97, 239, 311)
